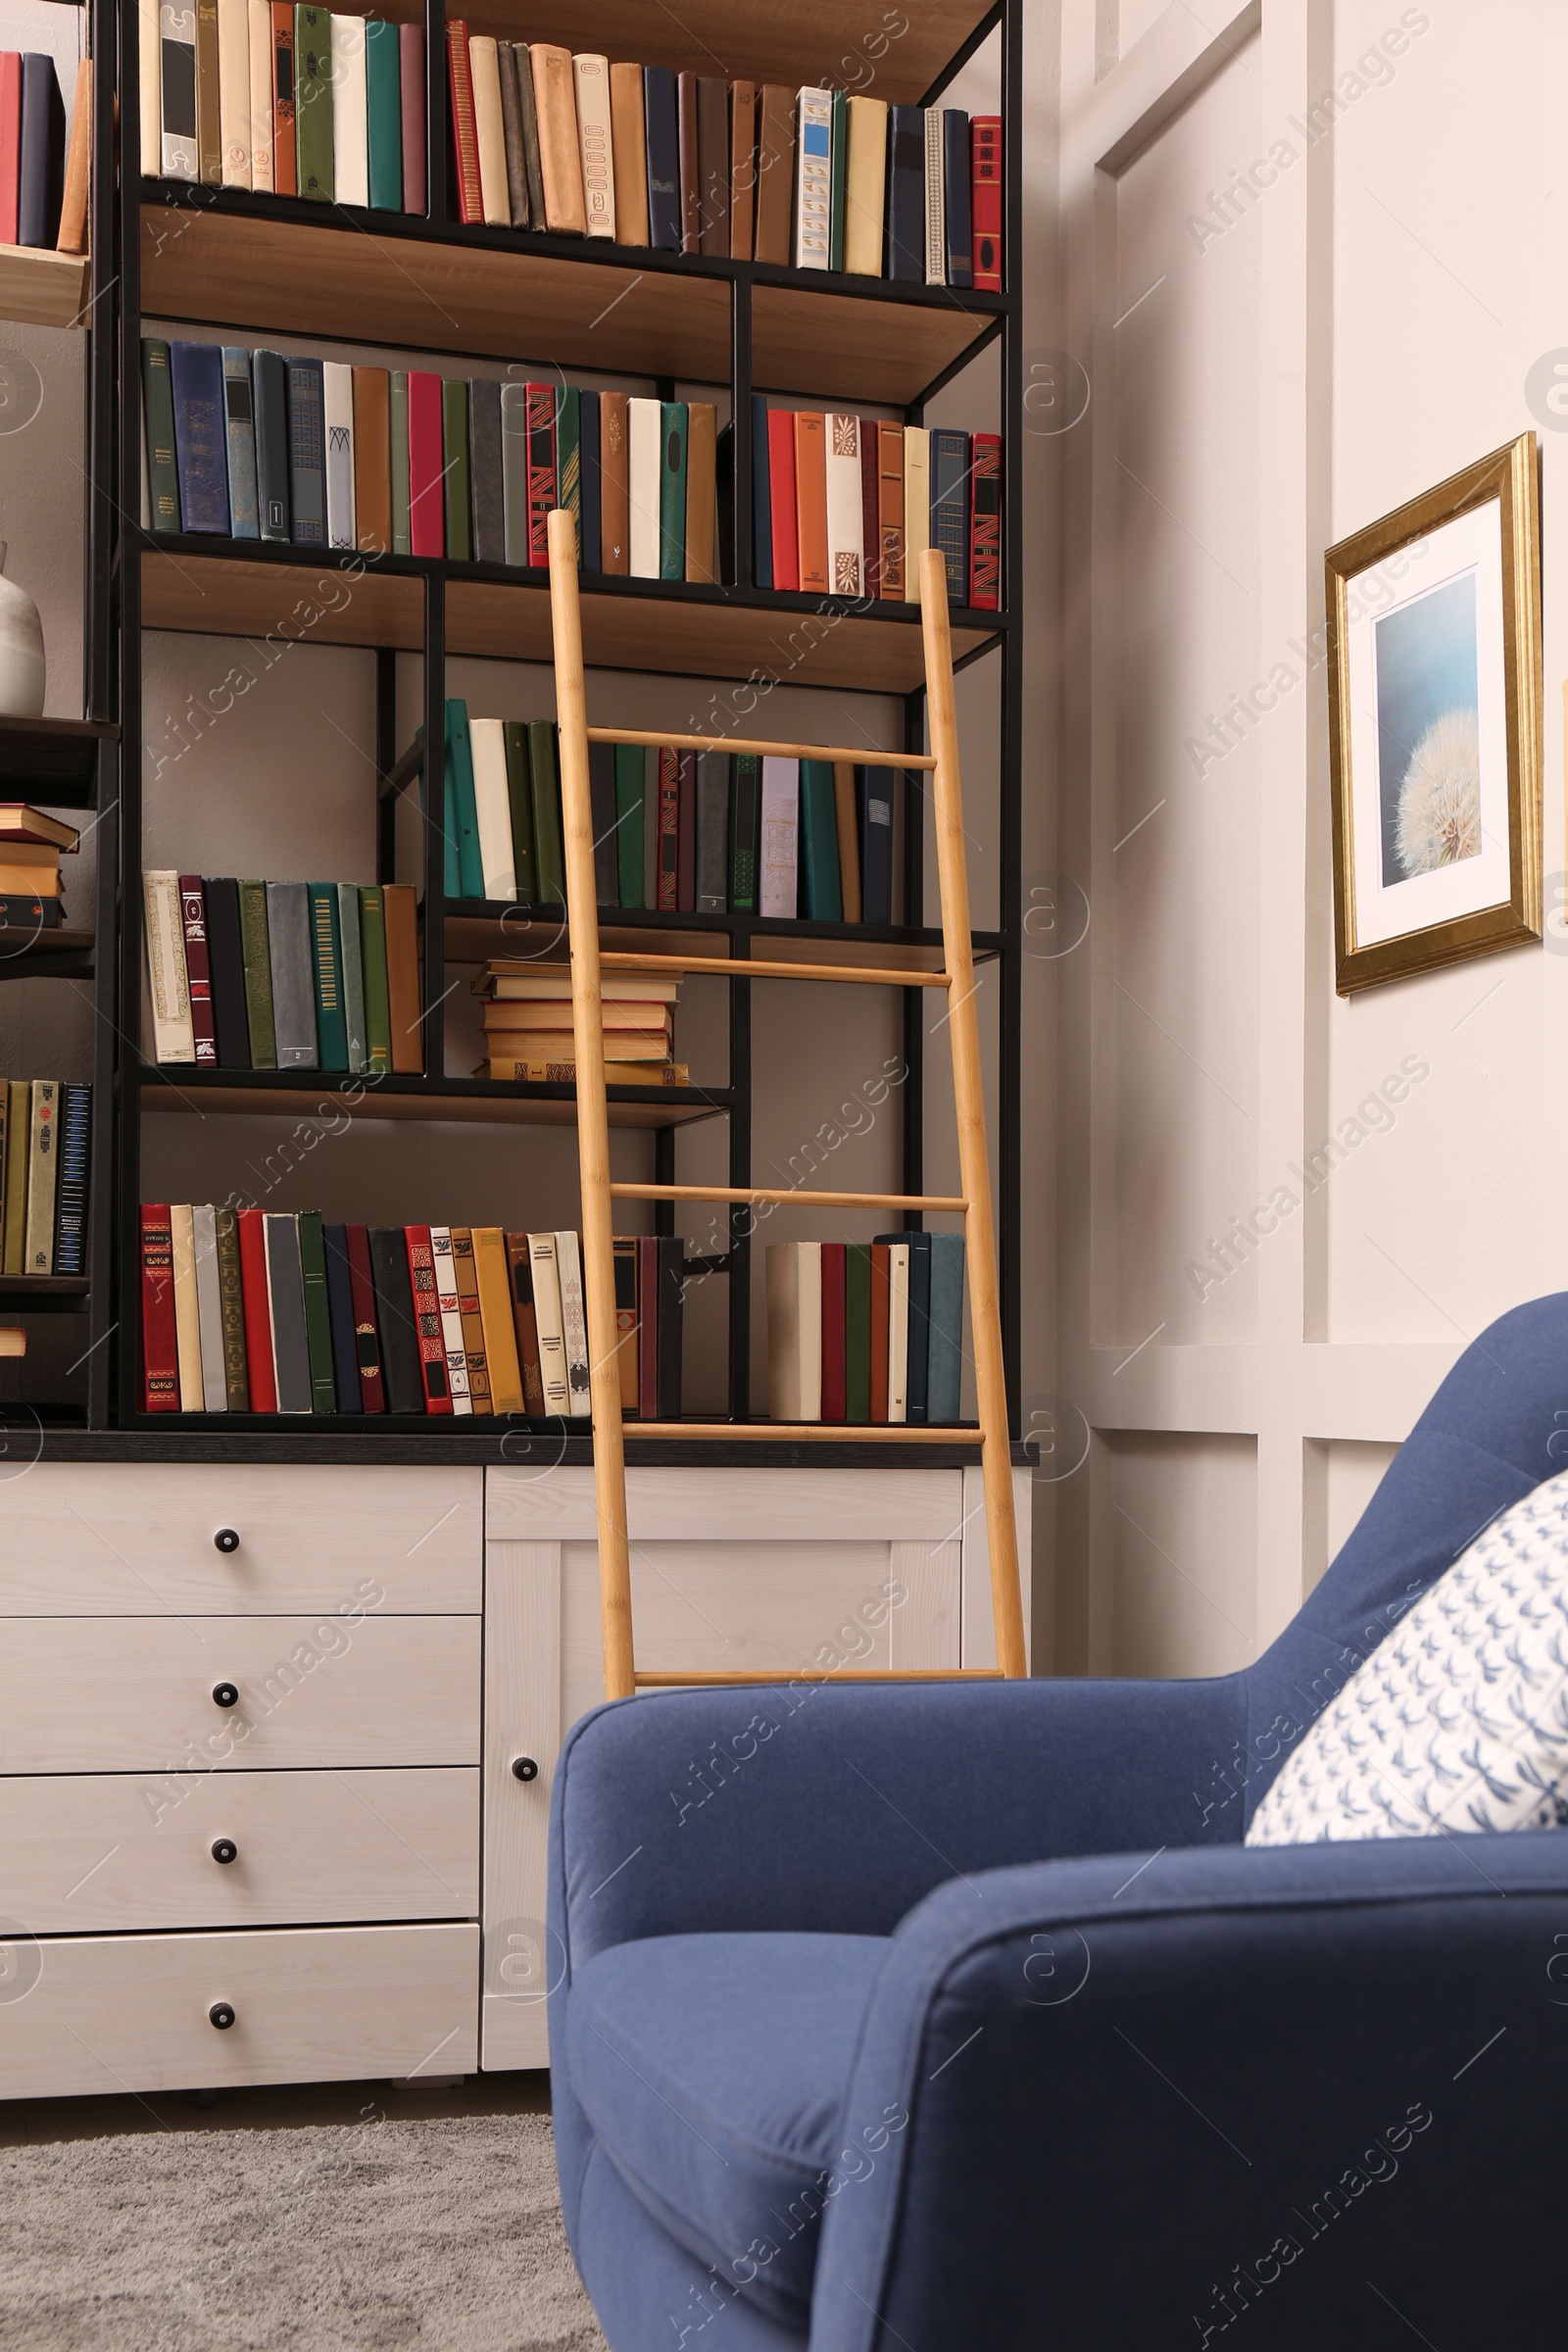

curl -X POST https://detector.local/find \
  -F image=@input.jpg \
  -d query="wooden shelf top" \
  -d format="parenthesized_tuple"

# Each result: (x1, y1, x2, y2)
(0, 1275, 89, 1311)
(0, 713, 115, 806)
(139, 200, 1002, 404)
(138, 1068, 727, 1129)
(0, 242, 88, 332)
(443, 912, 998, 972)
(0, 927, 94, 975)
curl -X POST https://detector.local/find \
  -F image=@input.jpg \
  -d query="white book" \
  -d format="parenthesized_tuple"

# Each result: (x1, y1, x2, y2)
(627, 395, 662, 578)
(322, 361, 356, 551)
(469, 36, 508, 226)
(794, 86, 831, 269)
(905, 426, 929, 606)
(143, 869, 195, 1063)
(887, 1241, 910, 1421)
(923, 109, 945, 285)
(572, 54, 615, 239)
(247, 0, 273, 190)
(469, 717, 516, 901)
(824, 414, 864, 599)
(331, 13, 368, 206)
(170, 1204, 204, 1412)
(191, 1203, 228, 1412)
(140, 0, 163, 176)
(428, 1227, 473, 1415)
(554, 1231, 592, 1414)
(218, 0, 251, 185)
(766, 1243, 822, 1422)
(760, 757, 799, 919)
(527, 1233, 570, 1414)
(500, 382, 529, 565)
(159, 5, 197, 179)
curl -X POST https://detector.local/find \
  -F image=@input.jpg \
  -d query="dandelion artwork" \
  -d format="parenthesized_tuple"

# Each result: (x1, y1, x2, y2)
(1373, 568, 1482, 886)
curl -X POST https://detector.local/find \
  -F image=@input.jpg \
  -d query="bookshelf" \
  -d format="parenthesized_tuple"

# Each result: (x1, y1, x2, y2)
(75, 0, 1023, 1447)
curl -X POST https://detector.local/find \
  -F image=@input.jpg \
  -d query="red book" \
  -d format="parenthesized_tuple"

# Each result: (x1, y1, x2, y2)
(657, 748, 679, 909)
(971, 117, 1003, 292)
(446, 22, 482, 225)
(178, 875, 218, 1068)
(408, 370, 445, 556)
(869, 1242, 890, 1421)
(270, 6, 296, 198)
(859, 425, 880, 597)
(675, 751, 696, 913)
(820, 1242, 847, 1422)
(399, 23, 426, 214)
(140, 1203, 179, 1412)
(404, 1225, 454, 1413)
(0, 54, 22, 247)
(344, 1223, 385, 1413)
(526, 382, 558, 565)
(969, 433, 1002, 612)
(637, 1236, 659, 1419)
(766, 410, 799, 592)
(237, 1208, 277, 1412)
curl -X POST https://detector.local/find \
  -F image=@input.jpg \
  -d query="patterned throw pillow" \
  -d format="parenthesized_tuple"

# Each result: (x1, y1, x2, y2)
(1248, 1470, 1568, 1845)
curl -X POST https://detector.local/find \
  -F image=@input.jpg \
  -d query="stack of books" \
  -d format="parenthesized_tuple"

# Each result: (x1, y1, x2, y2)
(1, 49, 90, 254)
(445, 38, 1003, 289)
(0, 808, 79, 933)
(751, 410, 1001, 610)
(471, 962, 685, 1087)
(142, 872, 422, 1074)
(0, 1080, 91, 1278)
(767, 1235, 965, 1425)
(143, 4, 425, 209)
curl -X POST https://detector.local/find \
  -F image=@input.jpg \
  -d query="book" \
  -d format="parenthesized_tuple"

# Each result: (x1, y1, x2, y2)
(469, 35, 507, 224)
(753, 83, 793, 265)
(659, 400, 688, 581)
(579, 389, 601, 573)
(794, 410, 828, 594)
(359, 883, 391, 1075)
(53, 1083, 91, 1279)
(728, 78, 756, 259)
(144, 870, 195, 1062)
(635, 1235, 657, 1417)
(512, 41, 546, 227)
(969, 432, 1002, 610)
(794, 86, 830, 269)
(943, 109, 972, 287)
(399, 22, 424, 210)
(844, 96, 887, 276)
(215, 1204, 248, 1408)
(798, 761, 842, 921)
(526, 379, 557, 564)
(824, 413, 863, 598)
(368, 1225, 422, 1412)
(53, 51, 91, 244)
(627, 395, 661, 578)
(845, 1241, 871, 1422)
(158, 9, 197, 180)
(2, 1082, 24, 1277)
(885, 105, 922, 281)
(345, 1222, 384, 1410)
(171, 339, 228, 532)
(832, 762, 862, 923)
(888, 1228, 932, 1423)
(729, 754, 760, 910)
(527, 1231, 569, 1413)
(265, 1211, 312, 1412)
(971, 116, 1002, 290)
(530, 44, 585, 232)
(140, 340, 180, 535)
(446, 20, 481, 224)
(452, 1229, 491, 1412)
(869, 1241, 889, 1419)
(642, 744, 659, 908)
(558, 381, 582, 554)
(657, 746, 679, 909)
(192, 1202, 227, 1411)
(498, 38, 529, 225)
(555, 1229, 592, 1414)
(922, 108, 944, 284)
(408, 368, 443, 555)
(685, 400, 716, 585)
(751, 392, 772, 588)
(820, 1240, 846, 1421)
(237, 877, 277, 1065)
(270, 3, 296, 195)
(442, 376, 471, 563)
(384, 883, 422, 1072)
(195, 0, 220, 184)
(904, 425, 929, 601)
(171, 1200, 202, 1405)
(860, 419, 879, 594)
(365, 17, 402, 211)
(590, 739, 617, 906)
(925, 1233, 965, 1423)
(23, 1080, 58, 1275)
(330, 11, 367, 204)
(174, 874, 217, 1067)
(294, 5, 333, 200)
(675, 71, 698, 251)
(481, 1027, 670, 1062)
(237, 1208, 276, 1410)
(527, 720, 564, 906)
(574, 52, 613, 237)
(505, 1231, 545, 1413)
(609, 61, 646, 243)
(204, 878, 249, 1066)
(766, 1242, 821, 1420)
(501, 722, 537, 905)
(612, 1235, 638, 1411)
(286, 353, 325, 544)
(353, 365, 391, 555)
(500, 381, 528, 563)
(445, 696, 484, 899)
(930, 427, 970, 604)
(614, 742, 645, 907)
(828, 87, 848, 271)
(470, 717, 515, 900)
(308, 880, 348, 1071)
(696, 751, 728, 913)
(138, 2, 163, 183)
(17, 57, 63, 245)
(654, 1236, 684, 1417)
(696, 73, 727, 255)
(404, 1225, 454, 1412)
(759, 758, 798, 919)
(469, 375, 503, 564)
(859, 766, 895, 925)
(643, 64, 679, 250)
(675, 750, 696, 913)
(253, 348, 290, 540)
(266, 880, 317, 1068)
(322, 1221, 362, 1412)
(472, 1226, 523, 1412)
(876, 420, 906, 601)
(886, 1238, 909, 1421)
(322, 358, 355, 550)
(220, 347, 259, 537)
(429, 1226, 472, 1414)
(140, 1204, 180, 1410)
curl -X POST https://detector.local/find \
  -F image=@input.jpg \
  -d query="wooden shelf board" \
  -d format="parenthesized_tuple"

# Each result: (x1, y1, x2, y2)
(445, 911, 994, 973)
(0, 928, 94, 973)
(0, 1276, 89, 1312)
(0, 713, 115, 805)
(0, 243, 88, 331)
(750, 279, 1000, 405)
(142, 551, 424, 649)
(138, 1072, 726, 1129)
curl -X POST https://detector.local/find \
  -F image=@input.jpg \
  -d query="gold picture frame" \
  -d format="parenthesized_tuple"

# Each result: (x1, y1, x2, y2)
(1325, 432, 1542, 995)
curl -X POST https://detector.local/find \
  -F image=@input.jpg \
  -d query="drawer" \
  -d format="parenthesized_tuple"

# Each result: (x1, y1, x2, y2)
(0, 1768, 478, 1932)
(0, 1465, 481, 1615)
(0, 1615, 480, 1773)
(0, 1924, 479, 2099)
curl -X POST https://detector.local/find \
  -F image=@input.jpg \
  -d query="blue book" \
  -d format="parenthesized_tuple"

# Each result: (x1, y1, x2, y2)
(53, 1083, 92, 1276)
(170, 340, 229, 533)
(858, 765, 895, 925)
(942, 112, 972, 287)
(929, 427, 970, 605)
(579, 389, 601, 575)
(322, 1223, 364, 1413)
(286, 356, 326, 545)
(643, 67, 681, 251)
(444, 698, 485, 902)
(18, 53, 64, 248)
(221, 346, 259, 539)
(885, 105, 924, 281)
(751, 392, 772, 589)
(925, 1235, 965, 1423)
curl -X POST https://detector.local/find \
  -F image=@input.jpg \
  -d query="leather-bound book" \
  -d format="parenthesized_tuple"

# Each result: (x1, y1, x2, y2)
(505, 1233, 546, 1414)
(529, 43, 585, 232)
(195, 0, 220, 184)
(609, 62, 646, 243)
(820, 1243, 847, 1421)
(511, 42, 546, 226)
(237, 1208, 276, 1410)
(685, 400, 716, 584)
(214, 1205, 249, 1410)
(753, 84, 794, 265)
(398, 22, 424, 211)
(675, 71, 699, 252)
(204, 877, 250, 1066)
(368, 1226, 423, 1412)
(877, 419, 905, 600)
(971, 115, 1002, 289)
(404, 1226, 453, 1413)
(352, 366, 391, 556)
(599, 389, 629, 572)
(473, 1228, 523, 1413)
(270, 5, 296, 195)
(293, 6, 333, 200)
(728, 80, 756, 259)
(297, 1209, 338, 1413)
(468, 375, 504, 565)
(643, 66, 679, 250)
(498, 37, 528, 224)
(969, 432, 1002, 610)
(344, 1224, 385, 1411)
(265, 880, 316, 1069)
(844, 95, 887, 276)
(696, 74, 727, 254)
(407, 369, 444, 555)
(322, 1222, 363, 1413)
(264, 1213, 312, 1413)
(469, 34, 507, 224)
(365, 18, 402, 209)
(573, 52, 614, 237)
(446, 21, 482, 224)
(943, 109, 971, 285)
(383, 882, 422, 1071)
(884, 105, 922, 280)
(140, 1203, 180, 1411)
(793, 410, 828, 595)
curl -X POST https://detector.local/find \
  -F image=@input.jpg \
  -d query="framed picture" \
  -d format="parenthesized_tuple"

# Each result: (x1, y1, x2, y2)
(1325, 433, 1542, 995)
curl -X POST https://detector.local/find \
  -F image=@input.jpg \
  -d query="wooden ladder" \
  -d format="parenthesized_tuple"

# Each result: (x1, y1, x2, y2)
(545, 510, 1026, 1700)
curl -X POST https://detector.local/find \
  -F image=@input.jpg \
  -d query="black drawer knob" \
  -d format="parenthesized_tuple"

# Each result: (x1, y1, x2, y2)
(209, 2002, 235, 2031)
(214, 1528, 240, 1554)
(211, 1838, 238, 1865)
(512, 1756, 540, 1783)
(212, 1683, 239, 1709)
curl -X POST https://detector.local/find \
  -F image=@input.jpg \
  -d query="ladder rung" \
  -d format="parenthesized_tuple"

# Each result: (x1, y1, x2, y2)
(633, 1668, 1004, 1685)
(599, 952, 952, 989)
(585, 725, 938, 770)
(626, 1421, 984, 1443)
(611, 1183, 967, 1211)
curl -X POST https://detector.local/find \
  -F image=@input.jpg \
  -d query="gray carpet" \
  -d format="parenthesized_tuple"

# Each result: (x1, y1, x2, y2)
(0, 2113, 608, 2350)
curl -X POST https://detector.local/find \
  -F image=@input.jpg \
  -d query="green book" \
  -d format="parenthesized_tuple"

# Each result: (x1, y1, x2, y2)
(390, 371, 411, 555)
(444, 698, 484, 901)
(359, 886, 391, 1075)
(294, 8, 335, 201)
(140, 338, 180, 535)
(443, 378, 471, 563)
(828, 90, 849, 271)
(295, 1209, 338, 1412)
(557, 385, 581, 553)
(798, 760, 844, 920)
(845, 1242, 872, 1422)
(613, 742, 644, 909)
(502, 720, 537, 906)
(335, 881, 367, 1073)
(237, 878, 277, 1068)
(365, 18, 403, 211)
(659, 399, 688, 581)
(730, 754, 760, 910)
(308, 884, 348, 1071)
(528, 719, 565, 906)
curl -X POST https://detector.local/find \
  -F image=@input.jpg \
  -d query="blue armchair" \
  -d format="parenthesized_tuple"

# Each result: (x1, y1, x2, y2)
(549, 1298, 1568, 2349)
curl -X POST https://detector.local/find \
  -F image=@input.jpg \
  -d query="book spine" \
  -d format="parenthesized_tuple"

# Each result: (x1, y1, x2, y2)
(657, 747, 679, 910)
(759, 757, 799, 920)
(554, 1230, 592, 1414)
(390, 369, 411, 553)
(140, 1203, 181, 1410)
(627, 394, 661, 578)
(159, 7, 198, 181)
(695, 751, 728, 912)
(614, 742, 644, 908)
(643, 66, 680, 251)
(322, 1222, 363, 1413)
(685, 399, 716, 585)
(833, 762, 861, 924)
(144, 868, 196, 1062)
(293, 6, 334, 201)
(192, 1203, 227, 1411)
(820, 1241, 846, 1421)
(308, 880, 349, 1071)
(610, 60, 647, 244)
(922, 107, 944, 284)
(3, 1082, 24, 1276)
(885, 104, 922, 281)
(505, 1232, 545, 1413)
(501, 721, 537, 904)
(527, 1232, 569, 1413)
(52, 1083, 91, 1278)
(969, 432, 1002, 611)
(446, 696, 484, 899)
(135, 4, 160, 184)
(528, 721, 565, 906)
(655, 1237, 684, 1418)
(753, 82, 794, 265)
(794, 410, 828, 594)
(141, 339, 181, 536)
(205, 876, 250, 1067)
(557, 382, 581, 556)
(472, 1226, 522, 1412)
(352, 364, 391, 555)
(843, 95, 887, 276)
(869, 1243, 889, 1419)
(445, 20, 482, 224)
(270, 3, 296, 195)
(266, 879, 318, 1068)
(729, 754, 760, 910)
(57, 57, 91, 254)
(264, 1211, 312, 1413)
(335, 881, 367, 1073)
(531, 43, 586, 233)
(751, 391, 772, 589)
(383, 883, 423, 1072)
(526, 380, 557, 564)
(925, 1233, 965, 1423)
(345, 1223, 386, 1410)
(170, 339, 230, 533)
(794, 85, 831, 269)
(177, 873, 219, 1065)
(696, 73, 728, 255)
(368, 1226, 422, 1412)
(452, 1228, 491, 1413)
(321, 358, 356, 550)
(516, 40, 546, 225)
(237, 1207, 276, 1410)
(469, 34, 506, 223)
(612, 1236, 639, 1412)
(248, 0, 274, 191)
(636, 1234, 658, 1418)
(904, 1231, 931, 1423)
(358, 884, 391, 1075)
(845, 1241, 872, 1422)
(171, 1200, 203, 1405)
(858, 765, 895, 926)
(218, 0, 251, 183)
(405, 1225, 454, 1412)
(398, 23, 424, 213)
(728, 79, 756, 260)
(468, 374, 504, 565)
(574, 53, 614, 237)
(579, 388, 601, 574)
(827, 87, 847, 272)
(971, 115, 1002, 290)
(286, 354, 325, 545)
(904, 425, 929, 602)
(252, 349, 290, 539)
(859, 420, 880, 595)
(675, 750, 696, 912)
(237, 876, 277, 1066)
(196, 0, 220, 185)
(799, 760, 843, 921)
(824, 412, 863, 598)
(675, 70, 699, 252)
(930, 427, 971, 604)
(498, 42, 529, 226)
(407, 369, 443, 557)
(589, 739, 617, 906)
(877, 419, 906, 601)
(215, 1203, 249, 1409)
(942, 108, 971, 286)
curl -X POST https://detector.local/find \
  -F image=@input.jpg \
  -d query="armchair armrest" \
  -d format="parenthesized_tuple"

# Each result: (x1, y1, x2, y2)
(808, 1831, 1568, 2352)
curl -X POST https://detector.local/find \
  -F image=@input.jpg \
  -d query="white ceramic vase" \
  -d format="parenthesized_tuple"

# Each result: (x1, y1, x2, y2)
(0, 541, 46, 719)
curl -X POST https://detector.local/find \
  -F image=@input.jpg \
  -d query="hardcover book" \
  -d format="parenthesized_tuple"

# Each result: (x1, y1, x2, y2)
(643, 64, 679, 250)
(969, 432, 1002, 610)
(525, 380, 558, 564)
(345, 1222, 386, 1410)
(159, 7, 198, 179)
(285, 354, 325, 545)
(322, 1221, 363, 1412)
(53, 1084, 92, 1279)
(358, 882, 391, 1074)
(452, 1229, 491, 1413)
(140, 1202, 180, 1410)
(675, 71, 699, 252)
(294, 5, 334, 200)
(824, 413, 863, 598)
(192, 1202, 226, 1410)
(144, 869, 195, 1062)
(368, 1225, 423, 1411)
(266, 879, 318, 1068)
(170, 340, 229, 533)
(526, 1231, 569, 1413)
(794, 86, 831, 269)
(23, 1080, 58, 1276)
(428, 1225, 472, 1414)
(237, 1207, 277, 1410)
(820, 1241, 846, 1421)
(264, 1211, 313, 1412)
(206, 877, 250, 1066)
(759, 757, 798, 919)
(729, 754, 760, 910)
(445, 20, 481, 222)
(308, 881, 348, 1072)
(247, 1, 273, 189)
(609, 61, 647, 243)
(505, 1231, 546, 1413)
(728, 79, 757, 259)
(384, 883, 421, 1072)
(167, 1207, 199, 1408)
(221, 347, 259, 538)
(238, 877, 278, 1066)
(659, 400, 688, 581)
(472, 1225, 523, 1412)
(253, 348, 290, 539)
(554, 1230, 592, 1414)
(141, 340, 180, 535)
(971, 115, 1002, 289)
(844, 95, 887, 276)
(468, 34, 507, 223)
(270, 3, 296, 195)
(930, 427, 971, 604)
(404, 1225, 454, 1412)
(322, 359, 356, 550)
(885, 104, 923, 281)
(574, 52, 614, 237)
(178, 873, 218, 1065)
(215, 1203, 249, 1408)
(942, 108, 972, 286)
(753, 83, 794, 265)
(399, 22, 424, 210)
(365, 18, 402, 210)
(530, 43, 585, 232)
(352, 365, 391, 555)
(330, 10, 367, 205)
